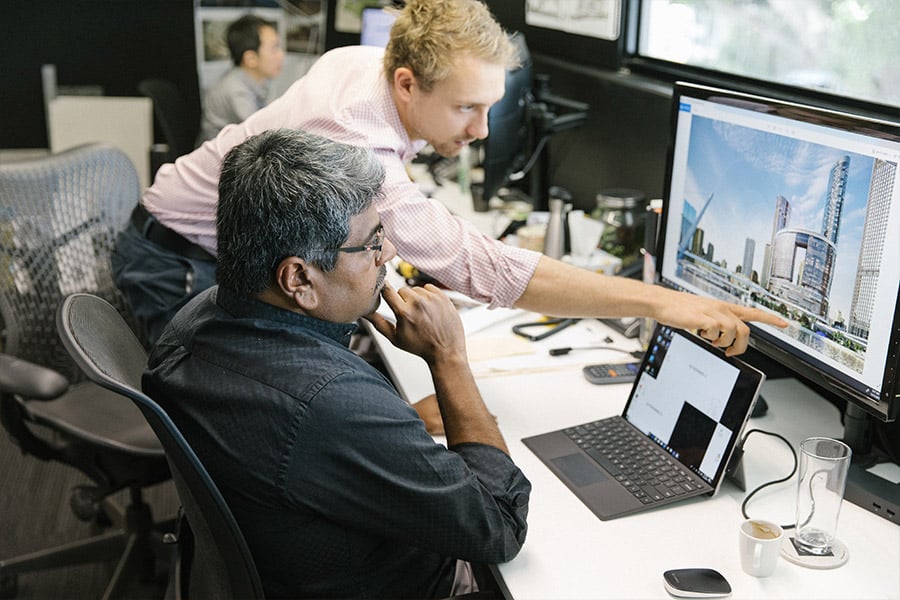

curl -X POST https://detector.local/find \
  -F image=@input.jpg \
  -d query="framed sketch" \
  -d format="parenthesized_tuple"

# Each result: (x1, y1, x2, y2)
(335, 0, 388, 34)
(526, 0, 622, 41)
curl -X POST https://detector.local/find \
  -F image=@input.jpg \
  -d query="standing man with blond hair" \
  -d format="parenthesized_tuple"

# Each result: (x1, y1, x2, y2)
(114, 0, 784, 350)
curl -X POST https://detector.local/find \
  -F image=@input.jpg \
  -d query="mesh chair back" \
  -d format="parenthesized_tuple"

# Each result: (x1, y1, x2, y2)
(57, 293, 265, 600)
(0, 143, 140, 381)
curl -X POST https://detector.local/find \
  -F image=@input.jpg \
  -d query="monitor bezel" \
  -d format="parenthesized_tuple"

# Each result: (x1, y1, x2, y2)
(480, 32, 533, 204)
(655, 81, 900, 423)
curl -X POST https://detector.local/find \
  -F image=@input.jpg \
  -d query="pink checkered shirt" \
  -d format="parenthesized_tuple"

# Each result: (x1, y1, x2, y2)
(143, 46, 539, 308)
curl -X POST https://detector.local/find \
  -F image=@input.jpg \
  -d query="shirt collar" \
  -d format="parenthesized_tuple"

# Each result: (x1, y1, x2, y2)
(237, 68, 270, 104)
(214, 286, 358, 347)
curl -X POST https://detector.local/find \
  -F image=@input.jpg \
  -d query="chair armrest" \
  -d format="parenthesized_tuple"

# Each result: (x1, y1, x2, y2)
(0, 354, 69, 400)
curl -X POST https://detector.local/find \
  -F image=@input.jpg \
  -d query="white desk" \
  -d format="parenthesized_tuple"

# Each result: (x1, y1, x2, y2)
(366, 310, 900, 600)
(377, 169, 900, 599)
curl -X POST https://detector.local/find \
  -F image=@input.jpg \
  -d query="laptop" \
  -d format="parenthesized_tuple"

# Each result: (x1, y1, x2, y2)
(522, 324, 765, 520)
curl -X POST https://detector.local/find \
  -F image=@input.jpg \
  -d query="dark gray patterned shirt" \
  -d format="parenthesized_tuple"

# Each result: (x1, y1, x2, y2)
(144, 286, 530, 599)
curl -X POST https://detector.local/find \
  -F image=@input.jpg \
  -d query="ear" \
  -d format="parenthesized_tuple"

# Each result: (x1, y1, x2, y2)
(392, 67, 417, 103)
(273, 256, 320, 311)
(241, 48, 260, 69)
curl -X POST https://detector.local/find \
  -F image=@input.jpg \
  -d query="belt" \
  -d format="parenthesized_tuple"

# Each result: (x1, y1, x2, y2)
(131, 204, 215, 262)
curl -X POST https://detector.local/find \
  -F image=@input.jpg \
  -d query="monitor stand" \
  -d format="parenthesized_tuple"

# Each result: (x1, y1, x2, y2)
(521, 74, 589, 211)
(845, 462, 900, 525)
(842, 403, 900, 525)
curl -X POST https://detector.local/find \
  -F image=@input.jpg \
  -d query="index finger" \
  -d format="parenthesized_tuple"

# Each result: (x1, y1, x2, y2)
(729, 305, 788, 329)
(379, 280, 404, 312)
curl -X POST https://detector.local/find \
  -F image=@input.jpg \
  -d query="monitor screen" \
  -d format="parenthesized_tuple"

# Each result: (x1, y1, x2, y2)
(360, 7, 396, 48)
(479, 32, 533, 204)
(656, 82, 900, 425)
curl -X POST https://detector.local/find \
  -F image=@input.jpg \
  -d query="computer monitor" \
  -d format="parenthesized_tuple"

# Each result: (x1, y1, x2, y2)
(655, 82, 900, 453)
(479, 32, 533, 205)
(360, 7, 396, 48)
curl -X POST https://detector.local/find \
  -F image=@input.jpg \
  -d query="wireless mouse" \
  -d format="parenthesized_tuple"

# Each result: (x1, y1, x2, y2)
(663, 569, 732, 598)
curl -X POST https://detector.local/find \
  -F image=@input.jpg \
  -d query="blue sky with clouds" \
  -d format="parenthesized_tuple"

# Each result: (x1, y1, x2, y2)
(682, 115, 875, 321)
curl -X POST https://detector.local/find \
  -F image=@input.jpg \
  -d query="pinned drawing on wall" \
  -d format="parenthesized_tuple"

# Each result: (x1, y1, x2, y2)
(526, 0, 621, 41)
(335, 0, 387, 33)
(194, 2, 324, 95)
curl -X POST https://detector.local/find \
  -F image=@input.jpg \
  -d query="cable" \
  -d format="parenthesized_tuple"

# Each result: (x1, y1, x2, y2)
(738, 428, 798, 529)
(508, 134, 550, 182)
(548, 346, 644, 358)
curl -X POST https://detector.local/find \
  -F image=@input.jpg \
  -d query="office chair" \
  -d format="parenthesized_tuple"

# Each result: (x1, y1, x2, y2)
(57, 293, 265, 600)
(0, 144, 173, 599)
(137, 78, 199, 168)
(56, 294, 506, 600)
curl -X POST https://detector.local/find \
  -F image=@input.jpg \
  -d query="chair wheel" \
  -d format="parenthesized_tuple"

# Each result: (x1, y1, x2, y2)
(88, 508, 114, 536)
(70, 486, 101, 522)
(94, 505, 114, 528)
(0, 573, 18, 599)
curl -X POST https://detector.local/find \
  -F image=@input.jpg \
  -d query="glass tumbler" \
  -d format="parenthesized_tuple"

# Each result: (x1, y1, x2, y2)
(794, 437, 851, 554)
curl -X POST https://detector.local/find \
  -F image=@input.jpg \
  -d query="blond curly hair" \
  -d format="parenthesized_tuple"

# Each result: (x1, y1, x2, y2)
(383, 0, 519, 92)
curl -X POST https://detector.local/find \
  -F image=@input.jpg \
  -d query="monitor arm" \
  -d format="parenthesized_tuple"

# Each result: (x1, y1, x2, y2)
(508, 74, 589, 210)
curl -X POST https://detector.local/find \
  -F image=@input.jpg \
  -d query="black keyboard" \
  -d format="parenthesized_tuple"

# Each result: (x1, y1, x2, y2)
(564, 418, 707, 505)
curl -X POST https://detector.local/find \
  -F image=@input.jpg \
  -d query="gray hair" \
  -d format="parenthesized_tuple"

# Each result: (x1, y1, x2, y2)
(216, 128, 385, 296)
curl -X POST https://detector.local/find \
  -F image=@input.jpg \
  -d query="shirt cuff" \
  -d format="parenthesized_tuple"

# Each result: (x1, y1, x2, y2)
(450, 442, 531, 507)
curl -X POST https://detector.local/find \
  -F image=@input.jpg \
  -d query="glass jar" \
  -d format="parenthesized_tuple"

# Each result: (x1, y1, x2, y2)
(592, 188, 647, 267)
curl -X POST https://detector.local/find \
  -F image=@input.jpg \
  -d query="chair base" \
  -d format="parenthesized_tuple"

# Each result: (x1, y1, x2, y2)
(0, 498, 176, 600)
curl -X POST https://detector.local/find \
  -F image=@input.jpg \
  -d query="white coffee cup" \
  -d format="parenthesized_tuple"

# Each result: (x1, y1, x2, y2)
(739, 519, 783, 577)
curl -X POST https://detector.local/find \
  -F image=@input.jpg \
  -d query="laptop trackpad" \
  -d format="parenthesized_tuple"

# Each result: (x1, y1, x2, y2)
(551, 453, 609, 487)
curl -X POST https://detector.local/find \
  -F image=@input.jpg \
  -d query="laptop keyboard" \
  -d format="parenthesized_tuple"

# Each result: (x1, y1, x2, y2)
(564, 418, 707, 505)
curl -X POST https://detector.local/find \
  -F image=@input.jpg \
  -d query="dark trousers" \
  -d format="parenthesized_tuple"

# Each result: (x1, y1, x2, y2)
(112, 223, 216, 345)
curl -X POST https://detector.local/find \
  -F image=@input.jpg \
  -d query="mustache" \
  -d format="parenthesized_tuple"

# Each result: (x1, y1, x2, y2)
(375, 265, 387, 291)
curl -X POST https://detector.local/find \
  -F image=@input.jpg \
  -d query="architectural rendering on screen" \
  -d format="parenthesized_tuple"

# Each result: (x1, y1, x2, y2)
(673, 117, 897, 375)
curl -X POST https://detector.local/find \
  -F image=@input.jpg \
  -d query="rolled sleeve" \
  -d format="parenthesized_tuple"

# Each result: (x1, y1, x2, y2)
(376, 155, 541, 309)
(282, 370, 531, 565)
(451, 442, 531, 561)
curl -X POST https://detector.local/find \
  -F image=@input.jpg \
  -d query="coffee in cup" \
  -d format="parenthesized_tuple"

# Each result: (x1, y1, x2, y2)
(739, 519, 784, 577)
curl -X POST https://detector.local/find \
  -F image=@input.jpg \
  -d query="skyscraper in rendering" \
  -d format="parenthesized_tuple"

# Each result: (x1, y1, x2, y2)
(822, 155, 850, 245)
(848, 158, 896, 339)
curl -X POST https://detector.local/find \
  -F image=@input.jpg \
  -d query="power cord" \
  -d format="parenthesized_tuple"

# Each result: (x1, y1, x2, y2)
(736, 428, 798, 529)
(549, 346, 644, 358)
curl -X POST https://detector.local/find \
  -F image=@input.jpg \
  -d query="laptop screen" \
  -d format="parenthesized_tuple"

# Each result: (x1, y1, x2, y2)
(623, 326, 764, 486)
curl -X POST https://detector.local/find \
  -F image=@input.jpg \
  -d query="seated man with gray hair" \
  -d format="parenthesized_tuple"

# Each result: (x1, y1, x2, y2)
(143, 128, 531, 599)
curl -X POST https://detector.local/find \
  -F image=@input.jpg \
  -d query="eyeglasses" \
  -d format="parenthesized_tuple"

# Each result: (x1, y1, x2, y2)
(321, 226, 384, 263)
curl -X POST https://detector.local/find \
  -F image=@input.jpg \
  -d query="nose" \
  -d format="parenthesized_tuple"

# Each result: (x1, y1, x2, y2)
(467, 109, 490, 141)
(377, 238, 397, 265)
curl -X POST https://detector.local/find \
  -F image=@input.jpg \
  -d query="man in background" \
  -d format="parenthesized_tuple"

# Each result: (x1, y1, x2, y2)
(198, 14, 284, 141)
